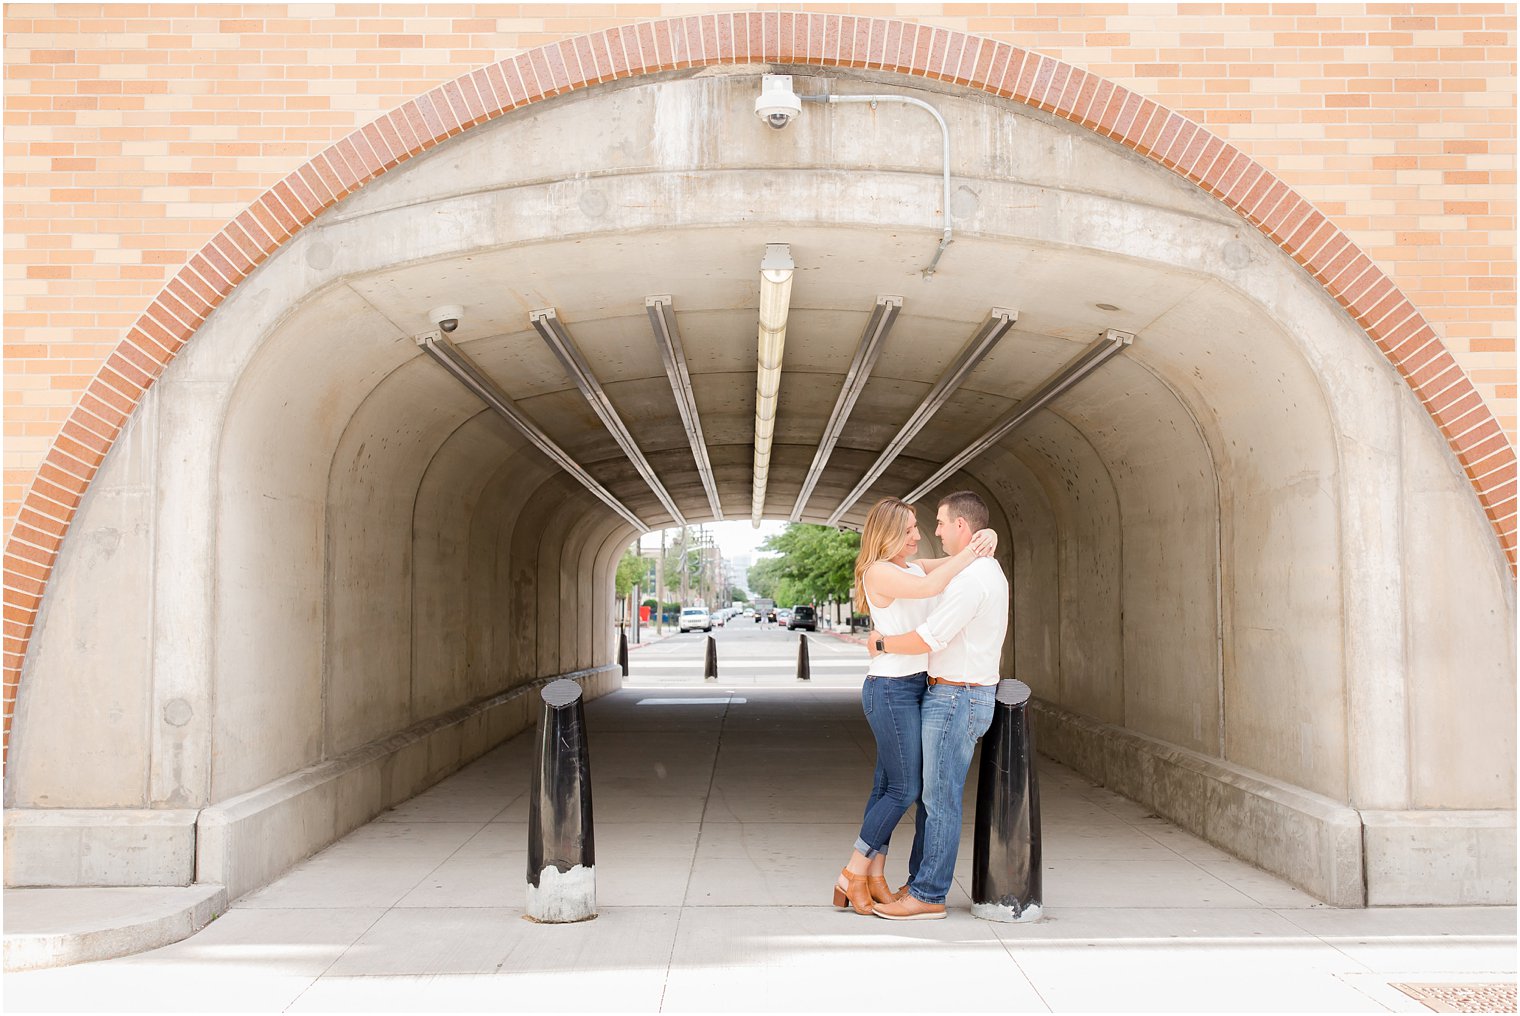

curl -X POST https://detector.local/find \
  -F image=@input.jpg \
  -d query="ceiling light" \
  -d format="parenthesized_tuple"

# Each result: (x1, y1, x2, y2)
(752, 243, 795, 528)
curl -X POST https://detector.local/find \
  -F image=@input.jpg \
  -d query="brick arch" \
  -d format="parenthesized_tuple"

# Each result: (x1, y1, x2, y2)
(3, 11, 1515, 762)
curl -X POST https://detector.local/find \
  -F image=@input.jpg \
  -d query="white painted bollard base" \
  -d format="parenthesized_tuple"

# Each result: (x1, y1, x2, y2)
(525, 864, 596, 923)
(971, 901, 1043, 923)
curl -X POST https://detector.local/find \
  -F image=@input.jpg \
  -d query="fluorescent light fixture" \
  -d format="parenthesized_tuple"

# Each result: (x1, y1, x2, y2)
(903, 329, 1134, 503)
(790, 295, 902, 522)
(647, 296, 723, 521)
(752, 243, 795, 527)
(415, 329, 649, 533)
(531, 308, 685, 527)
(826, 309, 1016, 527)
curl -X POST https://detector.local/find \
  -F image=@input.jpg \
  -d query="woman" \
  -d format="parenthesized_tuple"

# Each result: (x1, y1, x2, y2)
(833, 497, 996, 914)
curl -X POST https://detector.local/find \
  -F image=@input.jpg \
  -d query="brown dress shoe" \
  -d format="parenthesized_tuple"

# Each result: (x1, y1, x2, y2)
(831, 868, 874, 915)
(872, 895, 947, 921)
(867, 876, 908, 905)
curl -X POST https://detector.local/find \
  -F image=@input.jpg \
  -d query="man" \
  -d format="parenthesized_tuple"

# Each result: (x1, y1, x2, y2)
(866, 490, 1009, 920)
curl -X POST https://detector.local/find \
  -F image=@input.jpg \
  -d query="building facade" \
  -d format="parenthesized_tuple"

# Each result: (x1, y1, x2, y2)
(3, 5, 1514, 907)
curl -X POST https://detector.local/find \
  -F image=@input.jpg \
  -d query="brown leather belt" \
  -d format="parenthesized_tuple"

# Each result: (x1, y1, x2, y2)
(927, 677, 980, 687)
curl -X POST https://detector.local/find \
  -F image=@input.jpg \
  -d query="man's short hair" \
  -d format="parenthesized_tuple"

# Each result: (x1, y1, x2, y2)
(938, 490, 989, 533)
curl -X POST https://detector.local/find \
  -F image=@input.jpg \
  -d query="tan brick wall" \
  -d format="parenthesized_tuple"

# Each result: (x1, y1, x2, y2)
(4, 2, 1516, 538)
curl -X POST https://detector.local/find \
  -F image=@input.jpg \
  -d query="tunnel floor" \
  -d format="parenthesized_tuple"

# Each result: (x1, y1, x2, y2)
(8, 684, 1515, 1012)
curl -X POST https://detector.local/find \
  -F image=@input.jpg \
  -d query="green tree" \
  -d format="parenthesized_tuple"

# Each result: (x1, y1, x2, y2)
(747, 555, 786, 600)
(759, 524, 861, 605)
(614, 548, 649, 600)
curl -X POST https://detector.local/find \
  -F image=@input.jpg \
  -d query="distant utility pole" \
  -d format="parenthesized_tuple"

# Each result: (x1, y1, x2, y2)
(678, 526, 689, 607)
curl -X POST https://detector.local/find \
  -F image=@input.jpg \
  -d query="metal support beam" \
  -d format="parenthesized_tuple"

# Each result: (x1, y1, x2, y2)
(531, 308, 686, 527)
(416, 330, 649, 533)
(646, 296, 723, 521)
(904, 329, 1134, 503)
(826, 308, 1016, 526)
(790, 295, 902, 522)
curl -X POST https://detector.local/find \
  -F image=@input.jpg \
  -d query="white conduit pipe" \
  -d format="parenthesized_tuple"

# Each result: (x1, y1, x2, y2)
(803, 93, 953, 277)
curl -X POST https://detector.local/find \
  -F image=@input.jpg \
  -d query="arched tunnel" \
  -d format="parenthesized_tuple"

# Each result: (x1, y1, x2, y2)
(5, 67, 1514, 908)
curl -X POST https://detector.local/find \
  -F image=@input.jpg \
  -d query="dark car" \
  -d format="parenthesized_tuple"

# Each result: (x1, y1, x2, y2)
(787, 605, 817, 631)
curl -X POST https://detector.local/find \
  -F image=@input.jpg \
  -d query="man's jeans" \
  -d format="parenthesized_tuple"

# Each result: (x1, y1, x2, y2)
(906, 682, 996, 905)
(855, 673, 927, 857)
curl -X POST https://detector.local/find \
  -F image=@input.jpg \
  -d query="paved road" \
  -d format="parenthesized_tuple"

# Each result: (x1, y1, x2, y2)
(627, 621, 869, 687)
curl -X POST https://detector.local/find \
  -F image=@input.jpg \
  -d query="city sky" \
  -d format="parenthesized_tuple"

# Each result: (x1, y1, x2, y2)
(636, 519, 788, 561)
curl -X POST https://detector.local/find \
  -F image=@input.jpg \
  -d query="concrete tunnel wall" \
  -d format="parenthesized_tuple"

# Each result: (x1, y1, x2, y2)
(4, 69, 1513, 905)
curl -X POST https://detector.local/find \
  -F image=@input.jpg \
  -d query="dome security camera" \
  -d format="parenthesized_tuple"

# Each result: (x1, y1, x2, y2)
(429, 304, 463, 333)
(755, 74, 802, 130)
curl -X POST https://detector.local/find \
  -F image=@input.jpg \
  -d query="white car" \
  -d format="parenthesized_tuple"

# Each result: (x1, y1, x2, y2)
(679, 607, 712, 633)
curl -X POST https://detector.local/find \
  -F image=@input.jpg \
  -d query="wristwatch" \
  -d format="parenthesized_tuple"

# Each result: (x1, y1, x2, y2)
(874, 635, 885, 653)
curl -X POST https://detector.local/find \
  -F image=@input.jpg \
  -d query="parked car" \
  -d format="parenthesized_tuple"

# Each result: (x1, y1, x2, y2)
(776, 609, 792, 625)
(787, 605, 817, 631)
(679, 607, 712, 633)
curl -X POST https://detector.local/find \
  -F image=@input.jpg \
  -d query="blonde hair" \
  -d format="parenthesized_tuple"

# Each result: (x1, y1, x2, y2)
(853, 498, 918, 613)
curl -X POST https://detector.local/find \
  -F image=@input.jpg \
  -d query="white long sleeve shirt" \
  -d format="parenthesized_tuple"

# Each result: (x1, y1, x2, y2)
(914, 557, 1009, 685)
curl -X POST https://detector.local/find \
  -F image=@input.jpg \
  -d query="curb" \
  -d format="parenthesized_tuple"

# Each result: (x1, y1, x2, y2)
(825, 629, 869, 646)
(3, 883, 226, 972)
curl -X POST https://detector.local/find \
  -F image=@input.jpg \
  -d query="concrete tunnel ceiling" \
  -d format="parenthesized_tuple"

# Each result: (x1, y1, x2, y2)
(336, 226, 1231, 530)
(10, 62, 1513, 910)
(255, 69, 1345, 540)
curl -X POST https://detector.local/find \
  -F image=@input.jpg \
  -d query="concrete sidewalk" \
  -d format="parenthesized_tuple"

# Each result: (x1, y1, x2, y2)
(5, 686, 1515, 1012)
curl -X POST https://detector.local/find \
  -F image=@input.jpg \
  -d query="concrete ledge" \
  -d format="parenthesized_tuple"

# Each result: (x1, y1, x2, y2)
(1363, 810, 1517, 905)
(198, 665, 619, 902)
(2, 884, 226, 972)
(4, 809, 198, 888)
(1032, 700, 1366, 906)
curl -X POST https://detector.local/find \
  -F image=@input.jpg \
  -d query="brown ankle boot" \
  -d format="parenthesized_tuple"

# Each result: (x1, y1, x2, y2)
(831, 868, 874, 915)
(867, 876, 907, 905)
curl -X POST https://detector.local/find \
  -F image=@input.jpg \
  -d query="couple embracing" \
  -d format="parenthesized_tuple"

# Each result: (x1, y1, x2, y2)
(832, 490, 1009, 921)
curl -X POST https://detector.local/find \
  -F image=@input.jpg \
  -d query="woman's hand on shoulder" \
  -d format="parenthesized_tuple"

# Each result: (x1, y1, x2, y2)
(970, 528, 998, 557)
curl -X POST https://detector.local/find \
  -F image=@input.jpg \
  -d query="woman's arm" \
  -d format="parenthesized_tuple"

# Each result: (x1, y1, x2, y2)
(917, 529, 998, 573)
(865, 530, 996, 602)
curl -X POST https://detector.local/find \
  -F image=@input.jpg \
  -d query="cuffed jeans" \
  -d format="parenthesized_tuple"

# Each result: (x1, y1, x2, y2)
(906, 683, 996, 905)
(855, 673, 927, 858)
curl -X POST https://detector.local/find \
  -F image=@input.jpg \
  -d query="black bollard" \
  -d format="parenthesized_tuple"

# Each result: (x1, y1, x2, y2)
(526, 679, 596, 923)
(704, 635, 718, 681)
(617, 626, 629, 677)
(796, 633, 811, 681)
(971, 679, 1043, 922)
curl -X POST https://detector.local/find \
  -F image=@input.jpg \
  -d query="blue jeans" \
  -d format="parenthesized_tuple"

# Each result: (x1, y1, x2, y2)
(855, 673, 927, 858)
(907, 683, 996, 905)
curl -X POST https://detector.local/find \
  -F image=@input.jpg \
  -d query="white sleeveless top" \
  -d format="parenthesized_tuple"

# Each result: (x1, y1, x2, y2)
(863, 561, 933, 677)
